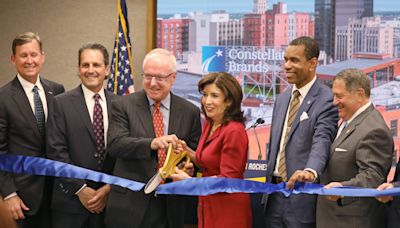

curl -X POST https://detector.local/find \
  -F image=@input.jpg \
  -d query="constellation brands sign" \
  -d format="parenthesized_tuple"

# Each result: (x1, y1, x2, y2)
(202, 46, 285, 73)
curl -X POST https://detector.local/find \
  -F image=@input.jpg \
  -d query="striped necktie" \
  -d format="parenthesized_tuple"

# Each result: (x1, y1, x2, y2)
(278, 90, 300, 181)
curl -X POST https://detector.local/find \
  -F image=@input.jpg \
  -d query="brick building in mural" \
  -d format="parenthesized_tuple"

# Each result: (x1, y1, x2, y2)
(157, 18, 191, 59)
(243, 2, 314, 48)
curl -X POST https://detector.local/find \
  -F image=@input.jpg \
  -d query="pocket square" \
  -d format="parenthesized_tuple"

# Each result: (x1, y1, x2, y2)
(300, 112, 309, 122)
(335, 148, 348, 152)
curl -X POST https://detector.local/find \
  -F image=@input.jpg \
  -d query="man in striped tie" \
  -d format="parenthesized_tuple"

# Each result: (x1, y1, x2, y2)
(263, 36, 338, 228)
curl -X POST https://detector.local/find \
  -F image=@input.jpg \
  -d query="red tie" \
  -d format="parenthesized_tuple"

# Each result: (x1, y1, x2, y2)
(153, 102, 166, 168)
(93, 94, 105, 169)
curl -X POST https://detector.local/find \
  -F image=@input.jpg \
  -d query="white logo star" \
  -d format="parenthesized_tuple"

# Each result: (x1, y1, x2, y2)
(216, 49, 223, 57)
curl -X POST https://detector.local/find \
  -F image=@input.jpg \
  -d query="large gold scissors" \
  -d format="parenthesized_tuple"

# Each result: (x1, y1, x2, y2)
(144, 144, 190, 194)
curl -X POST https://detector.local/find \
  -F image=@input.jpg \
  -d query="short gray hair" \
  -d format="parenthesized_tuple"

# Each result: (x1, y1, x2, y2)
(333, 68, 371, 98)
(142, 48, 176, 72)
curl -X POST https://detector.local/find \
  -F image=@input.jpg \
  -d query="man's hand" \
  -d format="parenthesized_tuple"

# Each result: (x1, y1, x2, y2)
(77, 186, 96, 213)
(324, 182, 343, 201)
(177, 139, 197, 162)
(87, 185, 111, 214)
(150, 134, 179, 150)
(376, 182, 394, 203)
(286, 170, 316, 189)
(4, 195, 29, 220)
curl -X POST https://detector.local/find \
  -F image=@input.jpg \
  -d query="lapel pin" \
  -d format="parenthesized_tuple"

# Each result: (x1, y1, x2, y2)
(48, 91, 53, 95)
(307, 100, 311, 104)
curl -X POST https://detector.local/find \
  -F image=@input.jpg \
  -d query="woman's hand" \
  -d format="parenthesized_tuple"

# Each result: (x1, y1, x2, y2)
(170, 167, 192, 181)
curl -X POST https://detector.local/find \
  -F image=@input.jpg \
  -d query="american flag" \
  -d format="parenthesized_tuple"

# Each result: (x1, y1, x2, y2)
(107, 0, 135, 95)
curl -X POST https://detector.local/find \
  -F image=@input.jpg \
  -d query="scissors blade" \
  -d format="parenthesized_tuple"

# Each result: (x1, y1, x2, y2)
(144, 172, 163, 194)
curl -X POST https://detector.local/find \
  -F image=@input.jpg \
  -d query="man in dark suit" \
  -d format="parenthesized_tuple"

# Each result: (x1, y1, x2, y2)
(0, 32, 65, 227)
(316, 68, 393, 228)
(264, 36, 338, 228)
(376, 160, 400, 227)
(46, 43, 116, 228)
(104, 48, 201, 228)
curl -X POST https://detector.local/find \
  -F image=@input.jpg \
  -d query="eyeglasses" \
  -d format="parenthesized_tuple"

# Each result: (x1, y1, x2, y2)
(142, 72, 174, 82)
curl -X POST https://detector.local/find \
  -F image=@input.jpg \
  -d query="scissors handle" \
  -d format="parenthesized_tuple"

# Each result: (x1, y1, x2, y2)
(159, 144, 190, 179)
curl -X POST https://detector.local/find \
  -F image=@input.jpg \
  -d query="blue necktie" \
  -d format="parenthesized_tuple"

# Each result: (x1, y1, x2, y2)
(32, 86, 45, 137)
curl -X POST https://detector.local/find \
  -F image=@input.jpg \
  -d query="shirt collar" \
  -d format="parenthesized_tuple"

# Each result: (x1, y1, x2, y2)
(292, 75, 316, 98)
(346, 101, 372, 125)
(81, 84, 106, 101)
(147, 93, 171, 111)
(17, 74, 44, 92)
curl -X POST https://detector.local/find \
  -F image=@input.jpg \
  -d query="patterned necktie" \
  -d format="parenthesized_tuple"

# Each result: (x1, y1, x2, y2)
(278, 90, 301, 181)
(153, 102, 166, 169)
(32, 86, 45, 137)
(93, 94, 105, 169)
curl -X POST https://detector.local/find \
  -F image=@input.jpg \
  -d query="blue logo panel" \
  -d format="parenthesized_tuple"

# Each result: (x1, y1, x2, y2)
(202, 46, 226, 73)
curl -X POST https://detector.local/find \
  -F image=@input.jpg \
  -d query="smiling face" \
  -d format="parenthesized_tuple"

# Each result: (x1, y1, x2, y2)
(284, 44, 317, 89)
(332, 79, 362, 121)
(78, 49, 109, 93)
(201, 83, 230, 125)
(142, 57, 176, 102)
(11, 40, 45, 84)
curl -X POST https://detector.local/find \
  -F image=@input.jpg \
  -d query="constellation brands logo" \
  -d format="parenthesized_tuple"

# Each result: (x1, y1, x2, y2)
(201, 46, 226, 73)
(202, 46, 285, 73)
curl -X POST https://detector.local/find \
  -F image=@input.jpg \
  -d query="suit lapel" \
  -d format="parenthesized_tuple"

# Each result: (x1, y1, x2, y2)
(10, 77, 42, 140)
(271, 89, 291, 149)
(331, 104, 374, 154)
(71, 86, 96, 143)
(168, 93, 183, 134)
(136, 90, 156, 137)
(105, 90, 114, 121)
(40, 78, 55, 108)
(288, 80, 319, 138)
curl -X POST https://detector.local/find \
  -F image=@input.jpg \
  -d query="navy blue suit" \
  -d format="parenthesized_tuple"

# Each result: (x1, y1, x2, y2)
(264, 79, 338, 227)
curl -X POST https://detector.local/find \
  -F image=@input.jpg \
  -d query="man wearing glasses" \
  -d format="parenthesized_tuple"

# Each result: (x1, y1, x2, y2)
(105, 48, 201, 228)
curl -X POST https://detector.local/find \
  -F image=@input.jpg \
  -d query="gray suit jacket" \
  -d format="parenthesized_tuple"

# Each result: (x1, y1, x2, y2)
(317, 104, 393, 228)
(105, 90, 201, 228)
(0, 76, 64, 215)
(265, 79, 338, 223)
(46, 86, 117, 214)
(387, 161, 400, 228)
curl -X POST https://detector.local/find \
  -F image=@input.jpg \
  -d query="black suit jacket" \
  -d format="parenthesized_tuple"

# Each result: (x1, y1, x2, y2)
(46, 86, 117, 214)
(0, 76, 64, 215)
(105, 90, 201, 228)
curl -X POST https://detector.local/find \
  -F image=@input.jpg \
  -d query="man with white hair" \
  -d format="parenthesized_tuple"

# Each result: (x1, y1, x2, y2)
(104, 48, 201, 228)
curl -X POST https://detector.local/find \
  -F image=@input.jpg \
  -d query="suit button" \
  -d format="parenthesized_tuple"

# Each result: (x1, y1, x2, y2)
(94, 153, 99, 158)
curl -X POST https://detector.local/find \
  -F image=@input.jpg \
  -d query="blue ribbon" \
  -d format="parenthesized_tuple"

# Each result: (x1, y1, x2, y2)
(0, 154, 144, 191)
(156, 177, 400, 197)
(2, 154, 399, 197)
